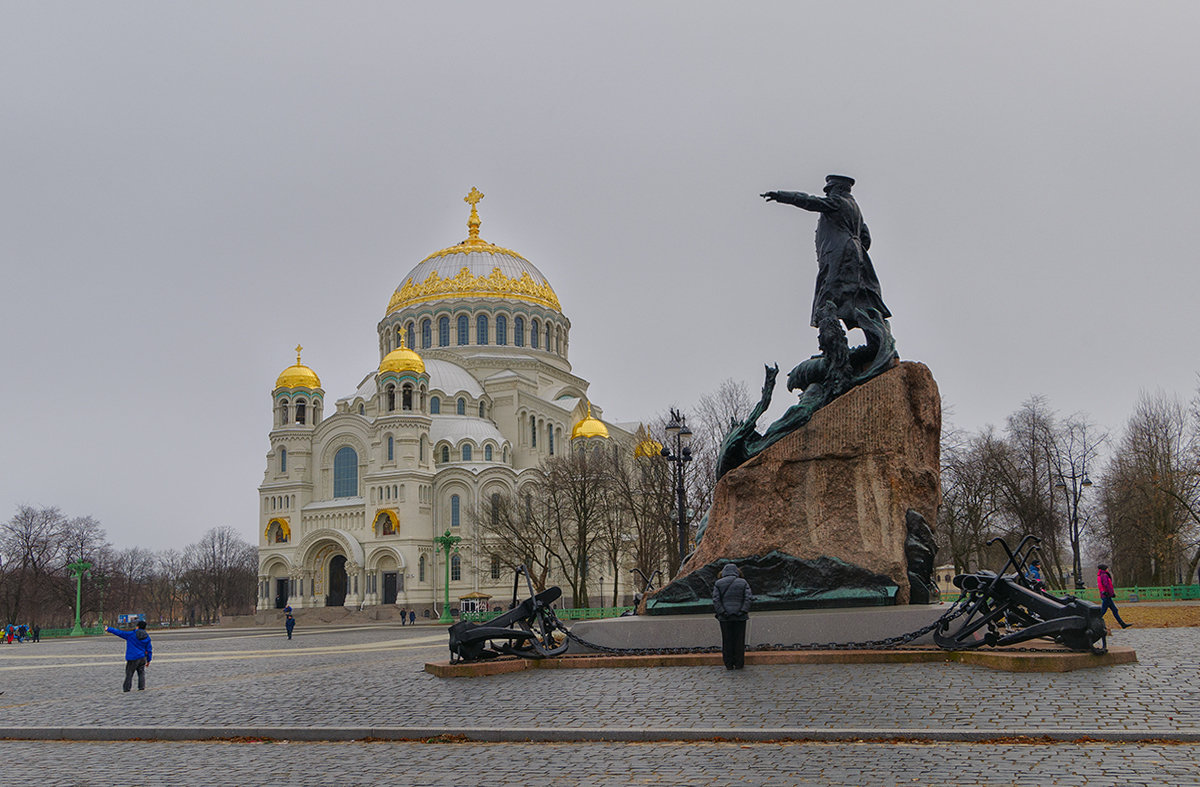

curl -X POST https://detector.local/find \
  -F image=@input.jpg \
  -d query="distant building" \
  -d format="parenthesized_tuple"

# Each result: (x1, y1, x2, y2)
(256, 189, 636, 615)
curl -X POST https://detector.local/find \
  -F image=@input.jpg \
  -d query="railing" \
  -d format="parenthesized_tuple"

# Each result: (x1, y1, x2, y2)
(457, 606, 633, 623)
(32, 626, 105, 639)
(1067, 585, 1200, 604)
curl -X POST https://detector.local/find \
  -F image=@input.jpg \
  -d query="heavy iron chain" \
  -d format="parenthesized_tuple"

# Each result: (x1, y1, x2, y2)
(560, 596, 974, 657)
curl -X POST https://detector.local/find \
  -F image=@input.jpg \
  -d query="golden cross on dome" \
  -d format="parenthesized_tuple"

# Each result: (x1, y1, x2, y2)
(295, 345, 303, 364)
(464, 186, 485, 244)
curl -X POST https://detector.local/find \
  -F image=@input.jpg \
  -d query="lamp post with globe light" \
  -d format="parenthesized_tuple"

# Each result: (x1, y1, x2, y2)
(67, 560, 92, 635)
(433, 529, 462, 623)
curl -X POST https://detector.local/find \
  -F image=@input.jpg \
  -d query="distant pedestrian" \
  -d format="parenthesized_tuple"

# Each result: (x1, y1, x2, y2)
(31, 625, 40, 643)
(712, 563, 753, 670)
(104, 620, 153, 692)
(1097, 563, 1131, 629)
(1026, 559, 1046, 592)
(399, 608, 406, 626)
(285, 609, 295, 640)
(409, 610, 416, 626)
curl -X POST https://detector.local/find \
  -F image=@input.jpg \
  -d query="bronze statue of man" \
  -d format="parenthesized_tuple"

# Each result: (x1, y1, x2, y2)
(761, 175, 890, 334)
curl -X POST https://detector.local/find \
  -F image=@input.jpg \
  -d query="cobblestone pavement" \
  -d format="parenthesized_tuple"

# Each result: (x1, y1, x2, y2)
(0, 625, 1195, 784)
(4, 740, 1200, 785)
(0, 624, 1189, 735)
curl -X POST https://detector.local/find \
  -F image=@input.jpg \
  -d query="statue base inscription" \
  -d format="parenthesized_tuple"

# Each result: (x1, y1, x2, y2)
(647, 361, 940, 614)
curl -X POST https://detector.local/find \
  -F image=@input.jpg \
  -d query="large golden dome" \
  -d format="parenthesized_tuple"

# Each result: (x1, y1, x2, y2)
(275, 345, 321, 389)
(571, 403, 610, 441)
(380, 334, 426, 375)
(385, 187, 561, 316)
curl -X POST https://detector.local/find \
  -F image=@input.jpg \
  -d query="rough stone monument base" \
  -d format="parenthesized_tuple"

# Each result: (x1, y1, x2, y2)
(647, 361, 941, 614)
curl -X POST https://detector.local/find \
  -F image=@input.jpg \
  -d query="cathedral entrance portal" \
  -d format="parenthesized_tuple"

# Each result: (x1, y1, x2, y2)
(382, 572, 398, 605)
(327, 555, 348, 607)
(275, 578, 288, 609)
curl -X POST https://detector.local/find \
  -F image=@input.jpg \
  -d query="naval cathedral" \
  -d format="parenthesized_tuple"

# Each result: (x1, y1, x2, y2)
(257, 189, 652, 617)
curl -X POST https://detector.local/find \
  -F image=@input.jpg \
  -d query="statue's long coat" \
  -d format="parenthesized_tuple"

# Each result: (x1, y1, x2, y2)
(773, 191, 891, 329)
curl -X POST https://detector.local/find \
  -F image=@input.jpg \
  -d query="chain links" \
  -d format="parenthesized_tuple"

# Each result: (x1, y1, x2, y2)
(562, 597, 973, 657)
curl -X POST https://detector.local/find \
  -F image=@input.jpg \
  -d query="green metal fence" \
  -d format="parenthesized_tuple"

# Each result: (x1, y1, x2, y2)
(458, 606, 632, 623)
(1069, 585, 1200, 604)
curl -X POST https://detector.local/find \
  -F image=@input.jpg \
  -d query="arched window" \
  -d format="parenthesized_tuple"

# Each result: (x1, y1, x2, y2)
(450, 554, 461, 582)
(531, 319, 540, 349)
(456, 398, 466, 416)
(491, 554, 501, 579)
(387, 435, 394, 461)
(514, 316, 525, 347)
(333, 446, 358, 498)
(279, 399, 289, 425)
(490, 492, 500, 524)
(419, 554, 426, 582)
(461, 444, 472, 461)
(430, 396, 440, 414)
(451, 494, 461, 527)
(457, 315, 469, 345)
(402, 385, 413, 411)
(295, 400, 307, 424)
(420, 437, 426, 462)
(549, 428, 555, 455)
(476, 314, 488, 345)
(279, 448, 287, 473)
(545, 323, 551, 350)
(358, 403, 365, 416)
(503, 447, 509, 463)
(422, 319, 432, 349)
(530, 415, 537, 447)
(496, 314, 507, 345)
(441, 446, 450, 463)
(438, 316, 450, 347)
(386, 385, 396, 411)
(484, 444, 493, 461)
(406, 322, 415, 350)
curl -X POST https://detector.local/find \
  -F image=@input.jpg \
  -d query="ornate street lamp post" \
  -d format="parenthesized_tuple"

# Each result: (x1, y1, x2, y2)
(661, 408, 693, 567)
(1055, 472, 1093, 590)
(433, 529, 462, 624)
(67, 559, 92, 636)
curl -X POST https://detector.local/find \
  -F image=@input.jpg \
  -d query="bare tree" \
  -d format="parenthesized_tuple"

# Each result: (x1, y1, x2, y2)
(0, 506, 69, 624)
(938, 426, 1004, 573)
(478, 485, 557, 593)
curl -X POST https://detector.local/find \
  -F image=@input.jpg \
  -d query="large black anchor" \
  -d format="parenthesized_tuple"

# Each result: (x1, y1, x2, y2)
(447, 565, 570, 663)
(935, 536, 1108, 653)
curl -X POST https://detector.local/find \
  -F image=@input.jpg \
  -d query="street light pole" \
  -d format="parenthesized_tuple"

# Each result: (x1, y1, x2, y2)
(661, 408, 693, 568)
(67, 559, 92, 636)
(1055, 471, 1093, 591)
(433, 529, 462, 624)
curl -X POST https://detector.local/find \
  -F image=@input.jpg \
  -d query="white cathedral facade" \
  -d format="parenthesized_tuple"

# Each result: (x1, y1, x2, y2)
(256, 189, 642, 617)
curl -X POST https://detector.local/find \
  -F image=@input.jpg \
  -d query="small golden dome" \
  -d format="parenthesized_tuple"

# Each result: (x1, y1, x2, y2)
(380, 333, 426, 376)
(571, 402, 610, 441)
(275, 345, 321, 390)
(634, 435, 664, 458)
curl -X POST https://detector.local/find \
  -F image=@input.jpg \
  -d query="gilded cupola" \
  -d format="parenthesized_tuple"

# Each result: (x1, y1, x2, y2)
(380, 332, 426, 376)
(275, 345, 322, 390)
(384, 187, 562, 316)
(571, 402, 610, 441)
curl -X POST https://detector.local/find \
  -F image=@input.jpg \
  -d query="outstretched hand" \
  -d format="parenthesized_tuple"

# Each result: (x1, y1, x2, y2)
(760, 191, 779, 202)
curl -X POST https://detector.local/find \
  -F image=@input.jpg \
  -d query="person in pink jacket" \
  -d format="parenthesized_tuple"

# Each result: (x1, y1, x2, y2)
(1096, 564, 1131, 629)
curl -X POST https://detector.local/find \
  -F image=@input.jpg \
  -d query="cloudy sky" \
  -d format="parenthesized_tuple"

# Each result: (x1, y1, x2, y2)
(4, 3, 1199, 551)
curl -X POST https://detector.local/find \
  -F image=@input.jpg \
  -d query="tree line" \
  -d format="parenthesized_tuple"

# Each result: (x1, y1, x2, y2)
(0, 506, 256, 628)
(940, 387, 1200, 589)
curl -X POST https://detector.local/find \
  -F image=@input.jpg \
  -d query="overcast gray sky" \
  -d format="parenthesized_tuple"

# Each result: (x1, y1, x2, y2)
(4, 3, 1199, 551)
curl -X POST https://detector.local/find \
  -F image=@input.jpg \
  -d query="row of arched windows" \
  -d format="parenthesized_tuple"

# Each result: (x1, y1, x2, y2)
(264, 495, 293, 512)
(383, 311, 568, 357)
(278, 397, 322, 427)
(429, 396, 489, 420)
(523, 412, 565, 455)
(436, 442, 506, 464)
(382, 382, 426, 414)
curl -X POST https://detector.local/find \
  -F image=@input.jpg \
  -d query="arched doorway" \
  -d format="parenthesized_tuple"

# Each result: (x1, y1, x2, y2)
(327, 555, 348, 607)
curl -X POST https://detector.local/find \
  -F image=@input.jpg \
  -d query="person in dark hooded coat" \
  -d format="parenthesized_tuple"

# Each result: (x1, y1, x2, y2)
(712, 563, 753, 670)
(105, 620, 153, 692)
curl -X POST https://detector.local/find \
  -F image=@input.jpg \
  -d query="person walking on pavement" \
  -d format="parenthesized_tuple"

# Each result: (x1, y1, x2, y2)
(1097, 563, 1131, 629)
(285, 608, 295, 640)
(104, 620, 153, 691)
(399, 608, 406, 626)
(409, 610, 416, 626)
(712, 563, 754, 670)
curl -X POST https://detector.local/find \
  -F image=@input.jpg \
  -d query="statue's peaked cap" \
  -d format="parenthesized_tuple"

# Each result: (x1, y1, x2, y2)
(825, 174, 855, 187)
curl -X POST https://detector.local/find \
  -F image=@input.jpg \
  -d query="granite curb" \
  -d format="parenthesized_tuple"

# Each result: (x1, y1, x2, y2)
(2, 726, 1197, 744)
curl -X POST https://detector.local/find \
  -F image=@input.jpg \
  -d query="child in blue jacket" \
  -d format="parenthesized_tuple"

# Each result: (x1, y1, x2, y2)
(105, 621, 153, 692)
